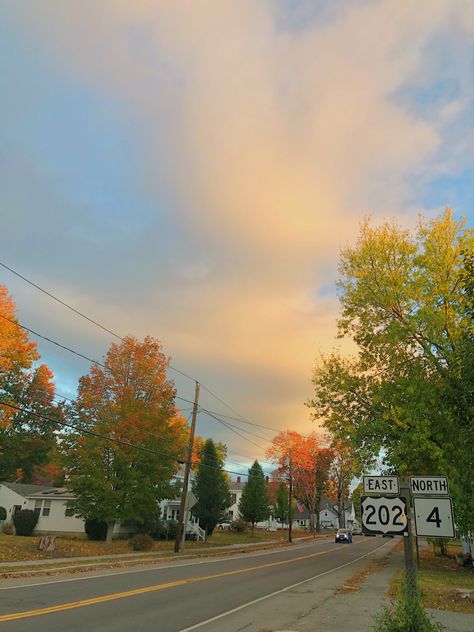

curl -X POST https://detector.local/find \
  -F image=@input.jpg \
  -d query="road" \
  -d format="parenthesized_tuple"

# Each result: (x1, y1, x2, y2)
(0, 536, 390, 631)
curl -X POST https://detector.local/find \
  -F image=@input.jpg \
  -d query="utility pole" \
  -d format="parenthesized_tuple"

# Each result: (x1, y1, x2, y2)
(174, 381, 200, 554)
(288, 447, 293, 543)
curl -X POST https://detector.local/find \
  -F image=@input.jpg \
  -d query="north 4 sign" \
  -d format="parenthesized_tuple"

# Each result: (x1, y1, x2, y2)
(361, 495, 407, 535)
(413, 497, 455, 538)
(363, 476, 399, 495)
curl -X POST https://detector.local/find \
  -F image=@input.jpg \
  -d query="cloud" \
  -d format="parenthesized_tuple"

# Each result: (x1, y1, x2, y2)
(1, 0, 473, 457)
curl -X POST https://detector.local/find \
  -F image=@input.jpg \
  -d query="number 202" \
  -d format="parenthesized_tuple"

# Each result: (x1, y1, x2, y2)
(365, 504, 404, 526)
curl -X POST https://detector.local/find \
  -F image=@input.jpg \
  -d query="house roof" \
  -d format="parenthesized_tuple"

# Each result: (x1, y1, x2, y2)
(28, 487, 74, 499)
(1, 482, 53, 497)
(1, 482, 74, 499)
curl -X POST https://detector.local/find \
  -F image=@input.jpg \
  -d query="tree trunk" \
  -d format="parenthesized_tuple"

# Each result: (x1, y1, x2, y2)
(315, 503, 321, 532)
(251, 521, 255, 536)
(338, 497, 345, 528)
(106, 521, 115, 543)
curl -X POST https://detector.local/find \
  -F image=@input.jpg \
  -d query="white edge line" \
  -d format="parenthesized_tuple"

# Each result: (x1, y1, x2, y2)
(0, 539, 328, 591)
(177, 541, 391, 632)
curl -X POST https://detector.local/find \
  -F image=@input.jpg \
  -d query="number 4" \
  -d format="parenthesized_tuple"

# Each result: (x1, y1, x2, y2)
(427, 506, 442, 528)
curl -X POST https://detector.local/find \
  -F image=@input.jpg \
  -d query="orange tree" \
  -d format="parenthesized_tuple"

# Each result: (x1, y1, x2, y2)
(0, 285, 60, 482)
(62, 336, 188, 542)
(266, 431, 334, 532)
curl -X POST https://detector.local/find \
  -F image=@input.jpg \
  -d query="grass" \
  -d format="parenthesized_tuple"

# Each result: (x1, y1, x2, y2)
(389, 541, 474, 614)
(0, 528, 313, 564)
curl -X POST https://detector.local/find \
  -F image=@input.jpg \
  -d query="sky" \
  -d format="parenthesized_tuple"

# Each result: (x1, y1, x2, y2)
(1, 1, 473, 474)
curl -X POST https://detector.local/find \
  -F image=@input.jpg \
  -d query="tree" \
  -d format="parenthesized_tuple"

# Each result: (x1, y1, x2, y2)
(62, 336, 188, 542)
(273, 482, 288, 525)
(266, 431, 334, 532)
(350, 482, 363, 524)
(307, 210, 473, 523)
(239, 460, 270, 535)
(192, 438, 231, 536)
(326, 441, 359, 529)
(0, 285, 60, 482)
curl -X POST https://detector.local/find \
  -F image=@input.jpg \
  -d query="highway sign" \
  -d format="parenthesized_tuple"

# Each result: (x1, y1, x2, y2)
(410, 476, 449, 496)
(361, 495, 407, 535)
(363, 476, 399, 495)
(413, 497, 455, 538)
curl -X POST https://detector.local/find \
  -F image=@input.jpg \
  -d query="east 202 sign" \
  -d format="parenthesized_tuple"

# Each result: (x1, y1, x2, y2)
(361, 496, 407, 535)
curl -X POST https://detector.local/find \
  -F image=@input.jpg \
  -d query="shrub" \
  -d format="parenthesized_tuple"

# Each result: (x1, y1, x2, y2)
(0, 506, 7, 521)
(230, 518, 248, 533)
(12, 509, 38, 536)
(129, 533, 153, 551)
(85, 518, 108, 541)
(165, 520, 178, 540)
(2, 521, 14, 535)
(373, 580, 444, 631)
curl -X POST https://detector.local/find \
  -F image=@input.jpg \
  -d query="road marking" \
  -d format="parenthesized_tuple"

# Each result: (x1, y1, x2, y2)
(177, 541, 391, 632)
(0, 539, 327, 591)
(0, 540, 369, 622)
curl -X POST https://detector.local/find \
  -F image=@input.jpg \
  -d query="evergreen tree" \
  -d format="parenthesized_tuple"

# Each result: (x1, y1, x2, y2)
(192, 439, 231, 536)
(274, 482, 288, 525)
(239, 460, 270, 535)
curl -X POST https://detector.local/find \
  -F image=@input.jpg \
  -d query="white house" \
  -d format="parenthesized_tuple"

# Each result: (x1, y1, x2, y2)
(0, 483, 84, 536)
(0, 479, 204, 539)
(221, 479, 355, 531)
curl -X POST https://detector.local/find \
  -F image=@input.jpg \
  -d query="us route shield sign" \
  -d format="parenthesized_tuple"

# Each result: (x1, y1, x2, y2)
(361, 495, 407, 535)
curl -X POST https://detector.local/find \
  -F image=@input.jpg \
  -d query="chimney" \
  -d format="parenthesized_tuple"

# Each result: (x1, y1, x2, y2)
(237, 476, 241, 484)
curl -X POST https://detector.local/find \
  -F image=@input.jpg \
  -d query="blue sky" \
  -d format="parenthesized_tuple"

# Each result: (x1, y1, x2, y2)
(1, 1, 473, 471)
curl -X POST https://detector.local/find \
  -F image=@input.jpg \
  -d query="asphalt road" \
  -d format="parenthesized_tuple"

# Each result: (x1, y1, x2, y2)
(0, 536, 389, 632)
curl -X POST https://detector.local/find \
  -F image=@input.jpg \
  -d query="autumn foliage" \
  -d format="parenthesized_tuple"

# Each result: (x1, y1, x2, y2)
(62, 336, 189, 541)
(0, 285, 60, 482)
(266, 431, 334, 531)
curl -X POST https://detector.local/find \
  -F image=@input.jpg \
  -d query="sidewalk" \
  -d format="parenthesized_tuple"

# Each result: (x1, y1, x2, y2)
(0, 535, 321, 575)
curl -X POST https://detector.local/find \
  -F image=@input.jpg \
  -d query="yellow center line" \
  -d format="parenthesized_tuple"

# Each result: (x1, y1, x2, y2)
(0, 541, 365, 622)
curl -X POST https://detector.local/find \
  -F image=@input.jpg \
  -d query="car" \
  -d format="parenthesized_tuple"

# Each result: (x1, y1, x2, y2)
(352, 529, 363, 536)
(335, 528, 352, 543)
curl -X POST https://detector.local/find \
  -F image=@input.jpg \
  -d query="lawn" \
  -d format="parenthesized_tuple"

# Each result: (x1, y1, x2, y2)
(390, 541, 474, 614)
(0, 528, 312, 564)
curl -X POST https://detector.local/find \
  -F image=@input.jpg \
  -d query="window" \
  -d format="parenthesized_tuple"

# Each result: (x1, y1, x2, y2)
(230, 493, 237, 505)
(34, 500, 42, 517)
(42, 500, 51, 517)
(227, 510, 233, 519)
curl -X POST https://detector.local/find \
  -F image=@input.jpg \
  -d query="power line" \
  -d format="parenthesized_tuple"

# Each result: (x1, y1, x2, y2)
(0, 261, 283, 434)
(0, 400, 255, 479)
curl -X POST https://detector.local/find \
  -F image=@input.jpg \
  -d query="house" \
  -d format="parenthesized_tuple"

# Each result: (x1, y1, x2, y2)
(159, 468, 205, 540)
(221, 478, 355, 531)
(319, 499, 356, 530)
(0, 483, 85, 536)
(0, 479, 205, 540)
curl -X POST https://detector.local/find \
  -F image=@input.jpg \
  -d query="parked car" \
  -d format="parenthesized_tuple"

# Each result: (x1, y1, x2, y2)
(352, 529, 363, 536)
(335, 528, 352, 543)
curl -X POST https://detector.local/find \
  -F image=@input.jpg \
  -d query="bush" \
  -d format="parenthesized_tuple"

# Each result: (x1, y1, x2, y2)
(165, 520, 178, 541)
(0, 506, 7, 521)
(230, 518, 248, 533)
(373, 580, 444, 631)
(2, 521, 14, 535)
(85, 518, 108, 541)
(12, 510, 38, 536)
(129, 533, 153, 551)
